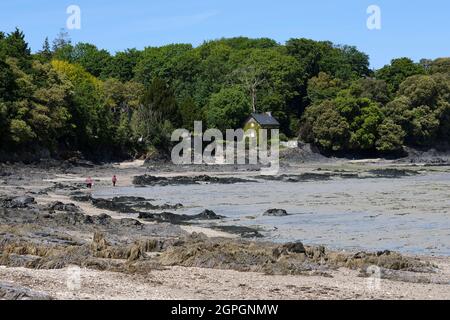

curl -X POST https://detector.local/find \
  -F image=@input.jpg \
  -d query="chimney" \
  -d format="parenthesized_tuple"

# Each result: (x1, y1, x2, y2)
(266, 111, 272, 117)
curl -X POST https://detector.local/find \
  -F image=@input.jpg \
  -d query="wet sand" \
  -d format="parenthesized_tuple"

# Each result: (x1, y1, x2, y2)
(1, 160, 449, 300)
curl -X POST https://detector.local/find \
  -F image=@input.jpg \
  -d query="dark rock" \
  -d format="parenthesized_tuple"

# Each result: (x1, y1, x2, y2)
(89, 196, 182, 214)
(0, 282, 53, 300)
(91, 213, 114, 225)
(120, 218, 143, 227)
(376, 250, 392, 257)
(368, 169, 420, 178)
(196, 209, 224, 220)
(282, 241, 306, 254)
(91, 198, 139, 214)
(48, 201, 81, 212)
(0, 196, 36, 209)
(138, 210, 225, 224)
(211, 225, 263, 238)
(133, 174, 253, 186)
(264, 209, 288, 217)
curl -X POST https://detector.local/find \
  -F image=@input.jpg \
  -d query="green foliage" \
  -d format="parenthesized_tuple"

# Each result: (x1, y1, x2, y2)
(349, 78, 390, 104)
(311, 101, 350, 151)
(375, 119, 405, 152)
(9, 119, 36, 144)
(0, 28, 31, 71)
(428, 58, 450, 74)
(383, 73, 450, 147)
(302, 94, 391, 152)
(131, 104, 175, 154)
(307, 72, 344, 103)
(36, 37, 52, 62)
(134, 44, 193, 85)
(286, 38, 370, 80)
(206, 86, 251, 132)
(376, 58, 425, 93)
(141, 77, 181, 126)
(179, 96, 203, 131)
(70, 43, 112, 78)
(211, 37, 279, 50)
(52, 59, 104, 149)
(1, 28, 450, 159)
(349, 102, 384, 150)
(103, 49, 142, 81)
(397, 75, 438, 107)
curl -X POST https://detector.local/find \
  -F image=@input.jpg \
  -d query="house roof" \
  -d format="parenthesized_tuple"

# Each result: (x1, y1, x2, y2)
(250, 113, 280, 126)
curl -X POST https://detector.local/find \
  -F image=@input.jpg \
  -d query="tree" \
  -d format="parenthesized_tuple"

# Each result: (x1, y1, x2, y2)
(103, 49, 142, 81)
(51, 59, 105, 151)
(349, 103, 384, 150)
(376, 119, 405, 152)
(311, 101, 350, 151)
(52, 29, 71, 51)
(301, 92, 391, 152)
(429, 58, 450, 74)
(70, 43, 112, 78)
(376, 58, 425, 93)
(131, 104, 174, 154)
(398, 75, 438, 107)
(28, 61, 72, 148)
(349, 78, 390, 104)
(0, 28, 31, 69)
(179, 96, 203, 131)
(37, 37, 52, 62)
(134, 44, 193, 85)
(52, 29, 73, 63)
(9, 119, 36, 144)
(102, 78, 144, 153)
(213, 37, 278, 50)
(206, 86, 251, 132)
(140, 77, 180, 126)
(307, 72, 344, 103)
(231, 65, 267, 112)
(233, 48, 304, 132)
(286, 38, 370, 81)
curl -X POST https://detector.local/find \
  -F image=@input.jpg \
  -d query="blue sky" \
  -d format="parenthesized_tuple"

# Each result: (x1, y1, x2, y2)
(0, 0, 448, 69)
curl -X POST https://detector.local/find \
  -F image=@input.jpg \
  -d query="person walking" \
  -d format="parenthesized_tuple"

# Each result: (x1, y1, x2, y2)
(112, 175, 118, 187)
(86, 176, 93, 189)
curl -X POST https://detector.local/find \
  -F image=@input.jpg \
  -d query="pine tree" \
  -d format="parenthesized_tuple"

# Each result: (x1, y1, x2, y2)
(38, 37, 52, 61)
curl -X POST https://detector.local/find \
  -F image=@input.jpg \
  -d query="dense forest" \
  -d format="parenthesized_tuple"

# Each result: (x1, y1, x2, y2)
(1, 28, 449, 161)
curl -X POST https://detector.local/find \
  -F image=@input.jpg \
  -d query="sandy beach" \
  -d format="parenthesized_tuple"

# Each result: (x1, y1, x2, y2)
(1, 159, 449, 300)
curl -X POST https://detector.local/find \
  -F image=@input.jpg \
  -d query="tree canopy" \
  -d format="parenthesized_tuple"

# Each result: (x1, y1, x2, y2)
(0, 28, 449, 160)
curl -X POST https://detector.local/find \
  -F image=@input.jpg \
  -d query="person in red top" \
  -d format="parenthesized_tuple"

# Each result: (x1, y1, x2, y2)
(86, 177, 93, 189)
(112, 175, 118, 187)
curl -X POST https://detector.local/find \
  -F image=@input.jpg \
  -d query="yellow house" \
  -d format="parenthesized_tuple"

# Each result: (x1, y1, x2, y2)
(244, 112, 280, 138)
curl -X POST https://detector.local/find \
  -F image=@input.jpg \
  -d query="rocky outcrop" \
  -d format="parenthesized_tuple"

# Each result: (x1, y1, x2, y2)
(0, 196, 36, 209)
(264, 209, 288, 217)
(72, 195, 183, 214)
(138, 209, 224, 224)
(47, 201, 81, 212)
(0, 283, 53, 300)
(133, 174, 254, 186)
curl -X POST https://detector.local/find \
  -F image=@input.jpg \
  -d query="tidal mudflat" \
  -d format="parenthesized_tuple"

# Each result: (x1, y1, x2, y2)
(94, 167, 450, 256)
(1, 160, 449, 300)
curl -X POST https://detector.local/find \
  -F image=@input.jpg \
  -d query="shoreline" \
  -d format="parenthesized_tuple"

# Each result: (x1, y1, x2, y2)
(1, 160, 449, 300)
